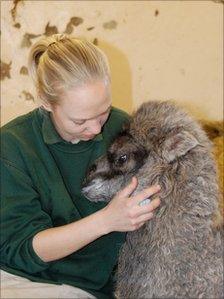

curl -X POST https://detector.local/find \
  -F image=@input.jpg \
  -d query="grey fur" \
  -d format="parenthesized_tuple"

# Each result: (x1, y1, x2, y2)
(82, 101, 223, 299)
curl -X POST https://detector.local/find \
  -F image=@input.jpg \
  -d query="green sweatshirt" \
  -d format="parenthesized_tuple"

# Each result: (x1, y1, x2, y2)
(0, 107, 129, 299)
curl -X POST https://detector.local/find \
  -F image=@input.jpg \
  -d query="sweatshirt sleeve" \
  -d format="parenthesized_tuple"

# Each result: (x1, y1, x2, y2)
(0, 158, 53, 273)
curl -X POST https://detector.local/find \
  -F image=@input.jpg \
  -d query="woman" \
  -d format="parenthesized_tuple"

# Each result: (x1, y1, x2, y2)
(1, 34, 160, 299)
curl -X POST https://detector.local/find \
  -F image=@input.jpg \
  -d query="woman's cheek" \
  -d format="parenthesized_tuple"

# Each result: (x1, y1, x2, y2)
(100, 113, 110, 126)
(67, 122, 85, 133)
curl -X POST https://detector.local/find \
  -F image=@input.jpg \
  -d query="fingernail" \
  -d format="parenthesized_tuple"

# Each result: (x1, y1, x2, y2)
(155, 185, 161, 190)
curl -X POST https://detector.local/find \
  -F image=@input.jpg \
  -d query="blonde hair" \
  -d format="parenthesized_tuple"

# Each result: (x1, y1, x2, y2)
(28, 34, 111, 103)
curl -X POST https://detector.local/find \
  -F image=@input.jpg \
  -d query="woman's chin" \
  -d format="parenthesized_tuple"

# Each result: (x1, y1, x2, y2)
(81, 134, 96, 140)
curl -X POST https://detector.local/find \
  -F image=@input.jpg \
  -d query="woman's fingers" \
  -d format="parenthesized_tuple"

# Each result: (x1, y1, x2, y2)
(130, 212, 154, 231)
(142, 197, 160, 212)
(108, 180, 161, 233)
(128, 197, 160, 218)
(131, 185, 161, 206)
(136, 212, 154, 224)
(140, 197, 160, 213)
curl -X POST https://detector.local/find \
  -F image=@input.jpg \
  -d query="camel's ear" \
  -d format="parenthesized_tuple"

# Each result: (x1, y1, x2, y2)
(119, 120, 131, 137)
(162, 130, 199, 163)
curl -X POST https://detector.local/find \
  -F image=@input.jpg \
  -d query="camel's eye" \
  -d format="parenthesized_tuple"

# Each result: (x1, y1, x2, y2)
(117, 154, 127, 165)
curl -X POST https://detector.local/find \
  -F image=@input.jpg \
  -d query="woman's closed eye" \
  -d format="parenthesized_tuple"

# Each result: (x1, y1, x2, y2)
(72, 120, 86, 125)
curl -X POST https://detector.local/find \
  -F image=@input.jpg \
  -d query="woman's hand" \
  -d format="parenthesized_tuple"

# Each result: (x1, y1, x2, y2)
(101, 177, 161, 233)
(32, 177, 160, 262)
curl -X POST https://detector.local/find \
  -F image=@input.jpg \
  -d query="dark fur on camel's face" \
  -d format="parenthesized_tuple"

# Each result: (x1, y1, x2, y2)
(107, 132, 148, 175)
(82, 100, 210, 202)
(82, 101, 223, 299)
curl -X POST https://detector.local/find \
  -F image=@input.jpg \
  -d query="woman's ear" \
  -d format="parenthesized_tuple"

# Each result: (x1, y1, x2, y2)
(41, 102, 52, 112)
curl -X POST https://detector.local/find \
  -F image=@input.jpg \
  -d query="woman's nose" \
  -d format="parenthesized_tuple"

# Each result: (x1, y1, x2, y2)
(87, 119, 102, 135)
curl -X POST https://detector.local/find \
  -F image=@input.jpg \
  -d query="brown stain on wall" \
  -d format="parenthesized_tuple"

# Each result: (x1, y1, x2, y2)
(21, 90, 34, 102)
(19, 17, 84, 49)
(103, 20, 117, 30)
(20, 66, 28, 75)
(14, 23, 21, 28)
(93, 38, 98, 46)
(1, 60, 12, 80)
(155, 10, 159, 17)
(21, 33, 41, 48)
(180, 68, 186, 76)
(87, 27, 95, 31)
(45, 22, 58, 36)
(10, 0, 23, 22)
(20, 22, 59, 48)
(64, 17, 83, 34)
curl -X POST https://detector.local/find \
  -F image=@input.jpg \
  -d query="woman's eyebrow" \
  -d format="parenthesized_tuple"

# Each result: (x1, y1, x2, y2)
(71, 105, 111, 121)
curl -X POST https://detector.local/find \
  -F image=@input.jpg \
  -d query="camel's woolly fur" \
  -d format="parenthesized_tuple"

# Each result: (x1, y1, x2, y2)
(82, 101, 223, 299)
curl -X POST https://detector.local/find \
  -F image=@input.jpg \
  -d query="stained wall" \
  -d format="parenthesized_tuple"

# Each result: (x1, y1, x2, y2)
(1, 0, 223, 125)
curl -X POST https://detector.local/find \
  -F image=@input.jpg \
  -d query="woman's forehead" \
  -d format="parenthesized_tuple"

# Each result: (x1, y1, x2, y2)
(59, 81, 111, 119)
(71, 104, 111, 121)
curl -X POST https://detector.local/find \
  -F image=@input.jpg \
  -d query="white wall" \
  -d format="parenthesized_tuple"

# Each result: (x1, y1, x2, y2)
(1, 0, 223, 125)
